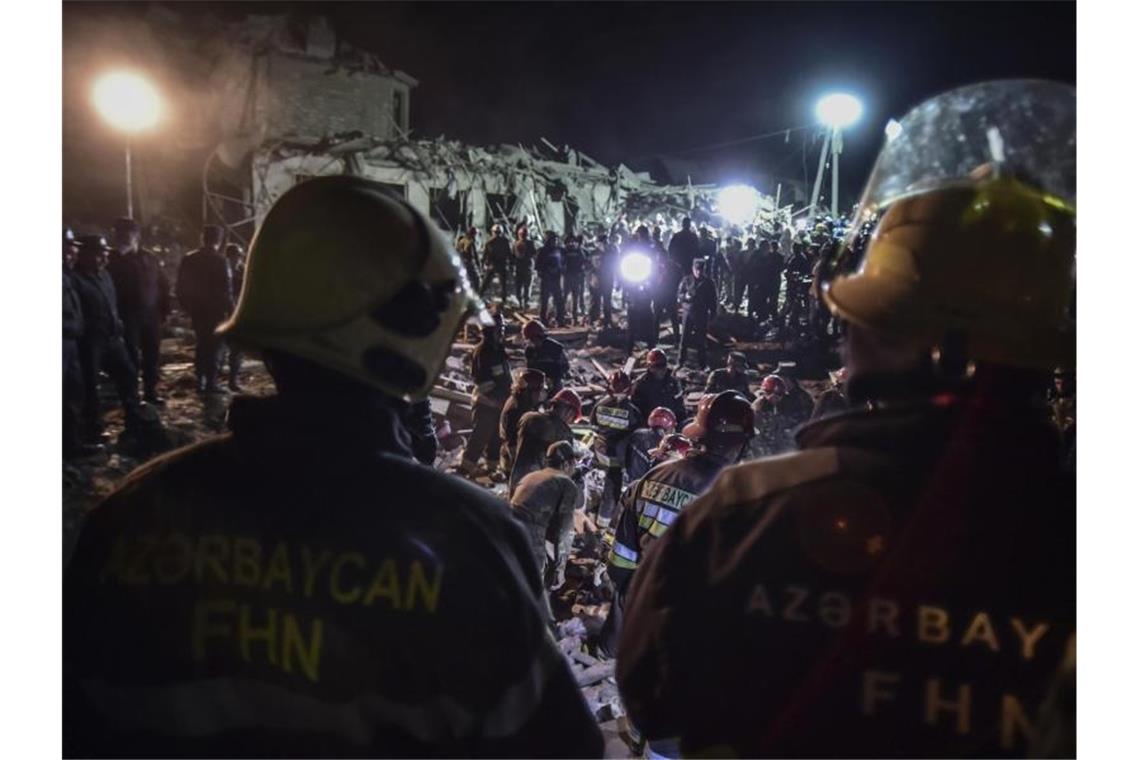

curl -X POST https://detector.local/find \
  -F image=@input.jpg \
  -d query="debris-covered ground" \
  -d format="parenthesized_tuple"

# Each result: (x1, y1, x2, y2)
(63, 305, 837, 758)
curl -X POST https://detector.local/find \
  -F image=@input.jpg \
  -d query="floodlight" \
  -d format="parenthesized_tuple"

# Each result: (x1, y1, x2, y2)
(619, 250, 653, 284)
(93, 70, 162, 133)
(815, 93, 863, 130)
(716, 184, 761, 226)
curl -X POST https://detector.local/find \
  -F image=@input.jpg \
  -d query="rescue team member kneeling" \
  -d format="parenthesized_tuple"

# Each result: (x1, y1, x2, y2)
(63, 176, 603, 758)
(616, 81, 1076, 758)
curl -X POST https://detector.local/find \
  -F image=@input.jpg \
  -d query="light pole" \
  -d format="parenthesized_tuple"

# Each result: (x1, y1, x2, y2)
(92, 70, 163, 219)
(809, 92, 863, 221)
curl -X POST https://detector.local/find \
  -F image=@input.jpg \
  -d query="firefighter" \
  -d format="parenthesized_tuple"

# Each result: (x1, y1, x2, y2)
(460, 310, 511, 477)
(480, 223, 512, 303)
(63, 176, 603, 757)
(704, 351, 753, 399)
(108, 217, 172, 405)
(590, 370, 645, 528)
(523, 318, 570, 392)
(499, 368, 548, 473)
(512, 224, 536, 307)
(773, 360, 817, 424)
(600, 391, 753, 658)
(676, 257, 718, 369)
(630, 348, 686, 424)
(563, 233, 587, 324)
(748, 374, 799, 457)
(625, 406, 678, 483)
(616, 80, 1076, 758)
(510, 387, 581, 497)
(176, 225, 234, 394)
(456, 226, 481, 293)
(510, 440, 583, 589)
(535, 230, 566, 326)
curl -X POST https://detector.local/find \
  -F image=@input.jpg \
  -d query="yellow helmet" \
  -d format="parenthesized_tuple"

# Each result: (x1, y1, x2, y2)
(219, 175, 485, 400)
(823, 80, 1076, 370)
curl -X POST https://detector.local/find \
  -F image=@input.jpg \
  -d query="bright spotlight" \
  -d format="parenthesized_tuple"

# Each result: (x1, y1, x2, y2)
(619, 250, 653, 284)
(92, 70, 162, 133)
(716, 184, 761, 226)
(815, 93, 863, 130)
(884, 118, 903, 142)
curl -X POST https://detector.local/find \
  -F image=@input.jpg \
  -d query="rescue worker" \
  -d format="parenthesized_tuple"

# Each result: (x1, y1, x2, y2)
(590, 370, 644, 528)
(510, 440, 583, 589)
(600, 391, 753, 658)
(625, 406, 678, 483)
(705, 350, 753, 398)
(460, 311, 511, 477)
(512, 224, 536, 307)
(748, 238, 783, 324)
(749, 374, 799, 457)
(70, 235, 142, 442)
(510, 387, 581, 496)
(773, 360, 816, 424)
(480, 223, 512, 303)
(224, 243, 246, 391)
(667, 216, 700, 276)
(630, 348, 686, 424)
(455, 226, 481, 293)
(730, 238, 754, 312)
(63, 228, 99, 458)
(176, 225, 234, 394)
(523, 319, 570, 393)
(499, 368, 548, 473)
(588, 231, 617, 327)
(562, 234, 586, 324)
(108, 217, 172, 404)
(535, 230, 565, 326)
(63, 175, 603, 757)
(810, 366, 852, 420)
(676, 257, 718, 369)
(616, 80, 1076, 758)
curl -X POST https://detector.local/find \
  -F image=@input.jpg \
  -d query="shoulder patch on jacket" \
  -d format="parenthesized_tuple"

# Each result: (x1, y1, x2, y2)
(708, 447, 841, 507)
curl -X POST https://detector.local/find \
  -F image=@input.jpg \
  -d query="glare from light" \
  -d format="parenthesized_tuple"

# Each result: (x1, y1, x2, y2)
(815, 93, 863, 130)
(620, 251, 653, 284)
(92, 70, 162, 133)
(716, 184, 762, 226)
(884, 119, 902, 142)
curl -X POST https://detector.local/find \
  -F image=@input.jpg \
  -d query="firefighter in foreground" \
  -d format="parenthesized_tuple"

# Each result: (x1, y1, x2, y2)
(510, 440, 584, 590)
(63, 176, 603, 757)
(589, 370, 644, 529)
(616, 80, 1076, 758)
(600, 391, 753, 659)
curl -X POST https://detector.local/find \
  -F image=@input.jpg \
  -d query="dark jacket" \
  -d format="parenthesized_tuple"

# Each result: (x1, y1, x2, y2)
(667, 229, 701, 273)
(705, 368, 753, 400)
(525, 337, 569, 392)
(483, 236, 512, 271)
(107, 248, 172, 323)
(500, 392, 538, 461)
(510, 467, 583, 586)
(589, 394, 644, 464)
(71, 269, 124, 341)
(177, 248, 234, 325)
(677, 274, 718, 323)
(64, 271, 85, 340)
(535, 243, 564, 280)
(471, 341, 512, 409)
(631, 370, 686, 425)
(563, 245, 586, 278)
(63, 394, 602, 758)
(509, 410, 574, 496)
(513, 239, 537, 271)
(625, 427, 666, 483)
(617, 398, 1074, 758)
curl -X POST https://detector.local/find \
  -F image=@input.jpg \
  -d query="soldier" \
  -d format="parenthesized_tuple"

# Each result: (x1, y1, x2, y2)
(509, 388, 581, 497)
(460, 311, 512, 478)
(625, 406, 678, 483)
(562, 234, 587, 324)
(676, 258, 718, 369)
(63, 175, 603, 757)
(617, 80, 1076, 758)
(176, 225, 234, 394)
(590, 370, 644, 528)
(600, 391, 753, 658)
(535, 231, 566, 326)
(510, 440, 583, 589)
(512, 225, 536, 308)
(705, 351, 753, 399)
(630, 348, 686, 424)
(499, 368, 548, 473)
(523, 319, 570, 393)
(480, 223, 512, 303)
(224, 243, 246, 391)
(70, 235, 142, 442)
(455, 226, 481, 293)
(108, 217, 172, 404)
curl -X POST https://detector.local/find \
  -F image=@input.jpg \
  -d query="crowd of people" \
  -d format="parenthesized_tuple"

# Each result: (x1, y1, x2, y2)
(63, 79, 1076, 759)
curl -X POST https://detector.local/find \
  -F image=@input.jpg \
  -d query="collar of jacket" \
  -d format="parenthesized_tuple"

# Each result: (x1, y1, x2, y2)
(227, 393, 416, 459)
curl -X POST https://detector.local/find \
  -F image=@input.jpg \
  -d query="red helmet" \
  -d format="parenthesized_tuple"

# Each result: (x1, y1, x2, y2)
(551, 388, 582, 421)
(759, 375, 786, 398)
(646, 348, 668, 368)
(647, 406, 677, 432)
(516, 368, 547, 393)
(682, 391, 755, 445)
(652, 433, 693, 459)
(523, 320, 546, 341)
(609, 370, 632, 394)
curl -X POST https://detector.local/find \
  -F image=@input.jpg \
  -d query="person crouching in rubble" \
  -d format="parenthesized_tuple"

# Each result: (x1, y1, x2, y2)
(625, 406, 682, 483)
(459, 309, 512, 479)
(748, 374, 800, 457)
(598, 391, 753, 660)
(705, 350, 753, 399)
(499, 368, 547, 474)
(510, 440, 583, 590)
(631, 348, 686, 424)
(63, 176, 603, 757)
(523, 318, 570, 392)
(510, 387, 582, 497)
(590, 370, 645, 529)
